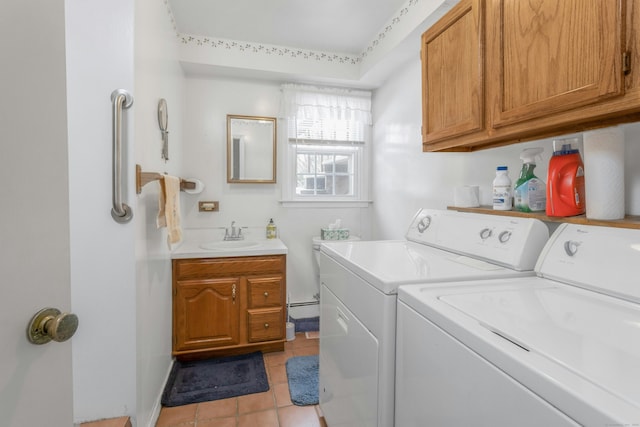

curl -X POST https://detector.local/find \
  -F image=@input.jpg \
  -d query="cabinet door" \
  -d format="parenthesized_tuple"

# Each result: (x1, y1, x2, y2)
(174, 278, 240, 352)
(489, 0, 624, 128)
(422, 0, 484, 145)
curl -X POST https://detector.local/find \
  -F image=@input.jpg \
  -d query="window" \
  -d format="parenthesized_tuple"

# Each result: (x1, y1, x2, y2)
(296, 146, 356, 196)
(280, 84, 372, 204)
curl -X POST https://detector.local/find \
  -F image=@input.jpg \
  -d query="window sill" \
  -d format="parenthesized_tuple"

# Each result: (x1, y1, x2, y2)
(279, 200, 373, 208)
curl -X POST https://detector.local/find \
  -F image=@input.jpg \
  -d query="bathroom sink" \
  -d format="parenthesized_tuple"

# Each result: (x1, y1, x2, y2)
(172, 237, 286, 259)
(199, 240, 262, 251)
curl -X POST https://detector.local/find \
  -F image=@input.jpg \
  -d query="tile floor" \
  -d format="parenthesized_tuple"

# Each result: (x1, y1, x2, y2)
(155, 332, 325, 427)
(80, 416, 131, 427)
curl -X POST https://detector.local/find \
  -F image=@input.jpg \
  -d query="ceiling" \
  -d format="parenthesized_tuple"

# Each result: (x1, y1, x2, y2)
(167, 0, 456, 87)
(168, 0, 410, 56)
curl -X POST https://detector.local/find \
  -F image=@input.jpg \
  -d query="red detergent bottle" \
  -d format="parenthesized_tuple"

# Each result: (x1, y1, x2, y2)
(546, 138, 586, 217)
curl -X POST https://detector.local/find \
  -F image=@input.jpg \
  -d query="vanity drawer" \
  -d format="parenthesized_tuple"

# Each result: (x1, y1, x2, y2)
(248, 276, 283, 308)
(247, 308, 284, 342)
(174, 255, 285, 279)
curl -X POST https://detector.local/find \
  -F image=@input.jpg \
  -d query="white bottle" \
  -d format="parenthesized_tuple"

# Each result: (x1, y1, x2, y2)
(493, 166, 512, 210)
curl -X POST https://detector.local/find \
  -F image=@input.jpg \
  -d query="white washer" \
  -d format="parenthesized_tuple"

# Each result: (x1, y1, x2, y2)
(319, 208, 550, 427)
(397, 223, 640, 427)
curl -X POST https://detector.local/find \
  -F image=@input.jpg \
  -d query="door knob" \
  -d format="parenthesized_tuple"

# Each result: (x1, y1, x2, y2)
(27, 307, 79, 345)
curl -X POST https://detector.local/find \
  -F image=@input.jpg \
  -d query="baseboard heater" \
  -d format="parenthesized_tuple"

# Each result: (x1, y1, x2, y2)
(289, 300, 319, 307)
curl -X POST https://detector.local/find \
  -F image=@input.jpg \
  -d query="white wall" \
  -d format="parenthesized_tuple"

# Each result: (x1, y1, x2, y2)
(66, 0, 137, 423)
(181, 76, 372, 314)
(134, 0, 185, 426)
(68, 0, 186, 424)
(372, 59, 466, 238)
(372, 58, 640, 240)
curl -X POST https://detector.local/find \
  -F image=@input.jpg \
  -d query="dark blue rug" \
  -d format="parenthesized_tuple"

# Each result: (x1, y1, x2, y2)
(292, 316, 319, 332)
(286, 355, 319, 406)
(161, 352, 269, 407)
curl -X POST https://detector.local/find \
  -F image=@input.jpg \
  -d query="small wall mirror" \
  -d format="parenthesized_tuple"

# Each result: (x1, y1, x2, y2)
(227, 115, 277, 183)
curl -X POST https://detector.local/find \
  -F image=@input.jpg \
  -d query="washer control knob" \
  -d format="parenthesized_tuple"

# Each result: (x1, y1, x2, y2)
(564, 240, 580, 256)
(498, 231, 512, 243)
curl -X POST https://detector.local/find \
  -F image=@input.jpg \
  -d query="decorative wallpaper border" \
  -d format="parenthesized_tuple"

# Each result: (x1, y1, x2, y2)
(361, 0, 419, 60)
(178, 36, 361, 65)
(165, 0, 422, 66)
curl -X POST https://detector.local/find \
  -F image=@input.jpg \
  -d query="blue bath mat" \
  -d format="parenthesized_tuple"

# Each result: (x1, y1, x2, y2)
(292, 316, 319, 332)
(286, 355, 319, 406)
(161, 352, 269, 407)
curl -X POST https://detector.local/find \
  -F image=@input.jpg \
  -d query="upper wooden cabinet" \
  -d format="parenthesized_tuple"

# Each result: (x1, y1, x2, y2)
(422, 0, 484, 143)
(423, 0, 640, 152)
(490, 0, 623, 128)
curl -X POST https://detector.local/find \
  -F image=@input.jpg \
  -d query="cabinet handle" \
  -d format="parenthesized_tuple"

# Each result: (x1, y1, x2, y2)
(264, 292, 269, 298)
(232, 284, 236, 304)
(624, 51, 632, 75)
(264, 323, 269, 329)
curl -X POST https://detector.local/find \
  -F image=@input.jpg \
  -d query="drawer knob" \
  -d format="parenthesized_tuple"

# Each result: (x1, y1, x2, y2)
(264, 292, 269, 297)
(264, 323, 270, 329)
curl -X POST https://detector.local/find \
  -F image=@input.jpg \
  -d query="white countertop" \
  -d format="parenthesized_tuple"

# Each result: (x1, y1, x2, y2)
(171, 227, 288, 259)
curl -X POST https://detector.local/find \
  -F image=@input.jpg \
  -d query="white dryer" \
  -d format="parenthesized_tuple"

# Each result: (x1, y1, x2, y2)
(319, 208, 550, 427)
(397, 223, 640, 426)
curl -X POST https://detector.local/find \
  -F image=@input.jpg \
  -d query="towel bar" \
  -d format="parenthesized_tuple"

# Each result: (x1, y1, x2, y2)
(135, 164, 197, 194)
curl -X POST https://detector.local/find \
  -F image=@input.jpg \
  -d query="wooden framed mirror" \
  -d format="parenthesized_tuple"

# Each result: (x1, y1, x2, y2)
(227, 115, 277, 183)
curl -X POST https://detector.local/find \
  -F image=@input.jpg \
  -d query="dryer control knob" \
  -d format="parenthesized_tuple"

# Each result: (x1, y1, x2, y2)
(417, 216, 432, 233)
(479, 228, 492, 240)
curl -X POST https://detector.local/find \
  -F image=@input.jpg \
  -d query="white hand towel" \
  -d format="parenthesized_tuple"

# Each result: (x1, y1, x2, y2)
(157, 175, 182, 246)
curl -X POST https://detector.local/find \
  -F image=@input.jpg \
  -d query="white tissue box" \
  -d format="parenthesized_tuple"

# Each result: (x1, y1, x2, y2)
(321, 228, 350, 240)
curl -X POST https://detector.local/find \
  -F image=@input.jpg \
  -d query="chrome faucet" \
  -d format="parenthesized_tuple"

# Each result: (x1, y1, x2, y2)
(224, 221, 244, 240)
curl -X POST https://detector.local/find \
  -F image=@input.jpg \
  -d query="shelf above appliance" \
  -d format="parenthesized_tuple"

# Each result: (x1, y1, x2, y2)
(447, 206, 640, 230)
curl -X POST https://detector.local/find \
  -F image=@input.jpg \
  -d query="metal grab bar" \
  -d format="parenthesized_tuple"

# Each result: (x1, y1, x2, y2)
(111, 89, 134, 223)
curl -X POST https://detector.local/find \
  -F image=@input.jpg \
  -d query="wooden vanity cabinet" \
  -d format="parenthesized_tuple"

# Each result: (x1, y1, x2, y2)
(422, 0, 640, 152)
(172, 255, 286, 360)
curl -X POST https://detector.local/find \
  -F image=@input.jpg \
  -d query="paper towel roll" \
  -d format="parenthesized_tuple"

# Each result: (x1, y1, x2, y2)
(453, 185, 480, 207)
(583, 126, 625, 220)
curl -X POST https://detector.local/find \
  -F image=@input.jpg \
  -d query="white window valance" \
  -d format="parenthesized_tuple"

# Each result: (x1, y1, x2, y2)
(279, 83, 372, 125)
(280, 84, 372, 144)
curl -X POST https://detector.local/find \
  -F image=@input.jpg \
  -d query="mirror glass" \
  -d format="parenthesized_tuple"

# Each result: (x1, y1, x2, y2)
(227, 115, 277, 183)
